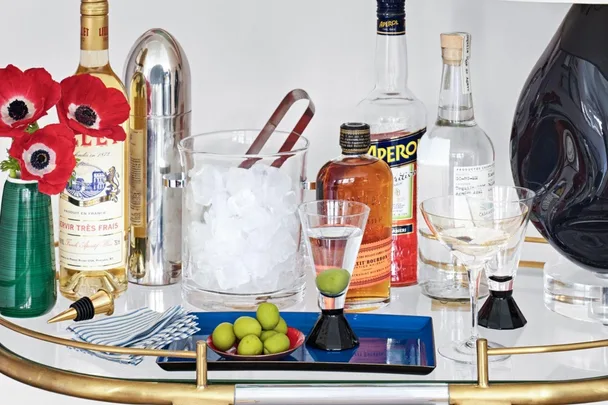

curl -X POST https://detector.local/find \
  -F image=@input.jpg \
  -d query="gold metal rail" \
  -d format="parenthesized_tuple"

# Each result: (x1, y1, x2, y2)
(524, 236, 547, 244)
(449, 338, 608, 405)
(0, 315, 233, 404)
(3, 314, 608, 404)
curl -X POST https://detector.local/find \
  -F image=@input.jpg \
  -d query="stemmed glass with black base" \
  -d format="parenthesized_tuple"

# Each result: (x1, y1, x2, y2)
(298, 200, 370, 351)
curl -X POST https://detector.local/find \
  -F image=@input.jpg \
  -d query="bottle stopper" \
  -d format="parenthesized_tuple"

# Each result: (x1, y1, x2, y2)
(441, 32, 470, 65)
(47, 289, 114, 324)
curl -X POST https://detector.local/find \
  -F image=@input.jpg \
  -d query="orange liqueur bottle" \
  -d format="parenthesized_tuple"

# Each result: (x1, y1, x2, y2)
(316, 123, 393, 311)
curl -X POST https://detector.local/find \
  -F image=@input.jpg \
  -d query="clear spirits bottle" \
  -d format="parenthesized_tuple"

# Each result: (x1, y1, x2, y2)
(59, 0, 129, 300)
(316, 123, 393, 311)
(417, 32, 495, 301)
(356, 0, 427, 287)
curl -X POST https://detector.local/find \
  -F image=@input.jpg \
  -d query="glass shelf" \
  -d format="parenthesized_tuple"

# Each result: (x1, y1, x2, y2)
(2, 248, 607, 385)
(2, 246, 608, 404)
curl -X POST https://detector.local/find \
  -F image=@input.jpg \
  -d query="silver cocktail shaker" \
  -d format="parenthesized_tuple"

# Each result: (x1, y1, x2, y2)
(124, 29, 191, 285)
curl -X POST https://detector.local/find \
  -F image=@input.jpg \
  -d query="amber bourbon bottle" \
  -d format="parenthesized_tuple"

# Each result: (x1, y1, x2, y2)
(356, 0, 427, 286)
(316, 123, 393, 311)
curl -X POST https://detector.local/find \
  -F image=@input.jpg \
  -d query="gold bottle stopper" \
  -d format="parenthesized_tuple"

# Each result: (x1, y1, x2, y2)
(47, 290, 115, 324)
(441, 32, 470, 65)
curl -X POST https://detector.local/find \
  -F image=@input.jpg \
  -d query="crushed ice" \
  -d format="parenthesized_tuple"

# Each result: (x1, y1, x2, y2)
(185, 163, 302, 293)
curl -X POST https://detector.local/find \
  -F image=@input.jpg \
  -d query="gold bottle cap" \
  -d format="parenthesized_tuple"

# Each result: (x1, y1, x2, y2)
(81, 0, 108, 16)
(441, 32, 471, 65)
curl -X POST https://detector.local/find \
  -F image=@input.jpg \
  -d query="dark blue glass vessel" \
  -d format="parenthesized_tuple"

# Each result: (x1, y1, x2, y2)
(511, 5, 608, 273)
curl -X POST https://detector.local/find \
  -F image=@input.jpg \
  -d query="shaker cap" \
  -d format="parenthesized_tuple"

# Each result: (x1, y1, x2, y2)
(124, 28, 191, 117)
(441, 32, 471, 65)
(340, 123, 371, 155)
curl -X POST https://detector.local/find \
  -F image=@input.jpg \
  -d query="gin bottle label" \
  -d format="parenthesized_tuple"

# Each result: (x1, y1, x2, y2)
(59, 135, 125, 270)
(453, 163, 495, 196)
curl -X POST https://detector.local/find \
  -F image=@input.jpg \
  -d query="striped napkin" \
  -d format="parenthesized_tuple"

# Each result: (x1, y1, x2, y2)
(67, 306, 199, 365)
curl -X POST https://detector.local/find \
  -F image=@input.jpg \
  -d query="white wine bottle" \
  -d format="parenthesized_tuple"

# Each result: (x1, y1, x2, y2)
(59, 0, 129, 300)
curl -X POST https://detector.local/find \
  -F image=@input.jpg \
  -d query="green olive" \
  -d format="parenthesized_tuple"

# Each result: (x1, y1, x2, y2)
(211, 322, 236, 351)
(260, 330, 278, 342)
(263, 333, 290, 354)
(274, 317, 288, 334)
(233, 316, 262, 340)
(237, 335, 263, 355)
(256, 302, 280, 330)
(316, 268, 351, 296)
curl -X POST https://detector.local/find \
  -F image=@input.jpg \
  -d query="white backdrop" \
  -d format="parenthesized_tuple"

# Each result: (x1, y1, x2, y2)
(1, 0, 571, 403)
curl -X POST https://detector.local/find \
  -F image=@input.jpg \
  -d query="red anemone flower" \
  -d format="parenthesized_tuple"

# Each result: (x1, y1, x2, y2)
(57, 74, 130, 142)
(9, 123, 77, 195)
(0, 65, 61, 137)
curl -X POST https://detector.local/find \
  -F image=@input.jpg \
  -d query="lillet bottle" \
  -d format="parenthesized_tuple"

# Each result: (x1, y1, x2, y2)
(316, 123, 393, 311)
(59, 0, 129, 300)
(356, 0, 427, 286)
(417, 33, 495, 301)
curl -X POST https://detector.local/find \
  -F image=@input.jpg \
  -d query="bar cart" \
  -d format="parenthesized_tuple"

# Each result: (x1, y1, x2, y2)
(2, 239, 608, 405)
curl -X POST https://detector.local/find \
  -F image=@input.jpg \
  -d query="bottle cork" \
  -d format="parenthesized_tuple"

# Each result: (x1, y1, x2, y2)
(441, 32, 470, 65)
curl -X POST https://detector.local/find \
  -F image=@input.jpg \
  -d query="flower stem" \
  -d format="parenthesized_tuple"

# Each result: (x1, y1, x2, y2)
(8, 169, 17, 179)
(25, 122, 39, 134)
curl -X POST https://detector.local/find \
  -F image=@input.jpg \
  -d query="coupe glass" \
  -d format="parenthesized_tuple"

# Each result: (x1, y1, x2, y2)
(420, 195, 528, 363)
(478, 186, 535, 330)
(298, 200, 370, 351)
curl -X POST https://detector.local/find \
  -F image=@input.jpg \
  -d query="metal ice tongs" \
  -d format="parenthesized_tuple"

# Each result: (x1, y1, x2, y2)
(239, 88, 316, 169)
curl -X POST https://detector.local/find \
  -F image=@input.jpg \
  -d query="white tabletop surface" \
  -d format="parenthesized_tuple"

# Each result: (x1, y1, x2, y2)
(2, 247, 608, 404)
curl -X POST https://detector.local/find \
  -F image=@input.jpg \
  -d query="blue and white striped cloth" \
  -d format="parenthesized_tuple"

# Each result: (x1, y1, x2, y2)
(67, 306, 199, 365)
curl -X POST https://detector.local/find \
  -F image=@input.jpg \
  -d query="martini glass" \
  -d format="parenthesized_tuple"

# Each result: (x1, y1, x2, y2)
(420, 195, 528, 363)
(478, 186, 535, 330)
(298, 200, 370, 351)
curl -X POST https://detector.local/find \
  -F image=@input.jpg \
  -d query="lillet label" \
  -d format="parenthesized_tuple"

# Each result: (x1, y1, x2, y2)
(59, 134, 124, 271)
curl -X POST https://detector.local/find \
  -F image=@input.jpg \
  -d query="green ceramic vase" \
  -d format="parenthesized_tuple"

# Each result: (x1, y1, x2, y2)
(0, 177, 56, 317)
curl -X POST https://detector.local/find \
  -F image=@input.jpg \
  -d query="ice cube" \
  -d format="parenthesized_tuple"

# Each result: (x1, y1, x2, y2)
(227, 189, 256, 217)
(271, 227, 298, 264)
(264, 166, 292, 195)
(185, 184, 205, 221)
(209, 191, 230, 220)
(226, 166, 256, 195)
(240, 204, 273, 233)
(189, 164, 225, 206)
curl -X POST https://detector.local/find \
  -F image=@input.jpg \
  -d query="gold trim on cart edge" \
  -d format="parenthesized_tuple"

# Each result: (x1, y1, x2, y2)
(3, 303, 608, 404)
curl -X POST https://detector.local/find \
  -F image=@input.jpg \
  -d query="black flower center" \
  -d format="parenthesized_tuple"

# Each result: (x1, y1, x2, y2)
(74, 105, 97, 127)
(30, 150, 50, 170)
(8, 100, 28, 121)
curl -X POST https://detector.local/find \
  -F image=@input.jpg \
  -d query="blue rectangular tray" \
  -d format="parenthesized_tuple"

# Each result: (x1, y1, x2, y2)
(157, 311, 435, 375)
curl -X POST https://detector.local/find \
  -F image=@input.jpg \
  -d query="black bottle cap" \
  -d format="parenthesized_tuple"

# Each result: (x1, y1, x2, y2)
(377, 0, 405, 16)
(340, 122, 371, 155)
(377, 0, 405, 35)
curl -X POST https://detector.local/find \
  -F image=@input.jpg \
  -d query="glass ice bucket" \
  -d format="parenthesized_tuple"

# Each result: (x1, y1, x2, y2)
(173, 130, 309, 310)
